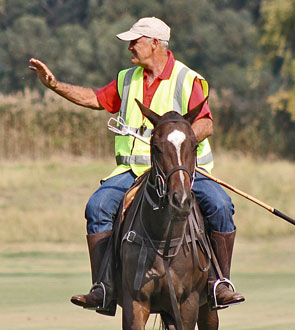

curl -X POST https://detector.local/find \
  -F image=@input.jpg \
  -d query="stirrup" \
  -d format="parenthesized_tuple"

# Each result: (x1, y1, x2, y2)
(85, 282, 106, 310)
(211, 278, 236, 310)
(89, 282, 117, 316)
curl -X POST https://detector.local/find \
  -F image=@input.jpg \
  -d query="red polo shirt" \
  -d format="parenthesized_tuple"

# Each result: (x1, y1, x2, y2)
(96, 50, 212, 120)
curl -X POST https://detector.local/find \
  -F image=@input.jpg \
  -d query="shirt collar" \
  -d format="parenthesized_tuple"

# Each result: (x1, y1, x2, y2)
(143, 50, 175, 80)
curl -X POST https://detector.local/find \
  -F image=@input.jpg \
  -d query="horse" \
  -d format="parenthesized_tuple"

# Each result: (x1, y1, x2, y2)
(115, 98, 219, 330)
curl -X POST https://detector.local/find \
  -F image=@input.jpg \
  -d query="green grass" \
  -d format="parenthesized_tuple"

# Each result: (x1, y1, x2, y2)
(1, 237, 295, 329)
(219, 236, 295, 330)
(0, 243, 152, 330)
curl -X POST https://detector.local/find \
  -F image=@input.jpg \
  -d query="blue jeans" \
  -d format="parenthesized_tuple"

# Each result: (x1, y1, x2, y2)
(85, 170, 235, 234)
(191, 170, 235, 232)
(85, 171, 137, 234)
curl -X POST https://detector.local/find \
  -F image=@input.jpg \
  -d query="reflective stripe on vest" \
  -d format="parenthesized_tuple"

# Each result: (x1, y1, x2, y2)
(174, 66, 191, 114)
(116, 152, 213, 167)
(119, 67, 137, 123)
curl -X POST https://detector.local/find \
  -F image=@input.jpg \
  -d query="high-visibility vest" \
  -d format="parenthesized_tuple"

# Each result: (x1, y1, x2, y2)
(105, 60, 214, 180)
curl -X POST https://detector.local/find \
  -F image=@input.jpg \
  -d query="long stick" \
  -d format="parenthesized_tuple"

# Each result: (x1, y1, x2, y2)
(196, 167, 295, 226)
(107, 118, 295, 226)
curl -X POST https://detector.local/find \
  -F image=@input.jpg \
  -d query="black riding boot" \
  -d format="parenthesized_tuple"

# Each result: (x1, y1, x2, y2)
(209, 228, 245, 308)
(70, 231, 117, 316)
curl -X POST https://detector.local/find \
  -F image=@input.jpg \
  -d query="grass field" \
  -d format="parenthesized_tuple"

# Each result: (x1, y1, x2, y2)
(0, 154, 295, 329)
(1, 237, 295, 330)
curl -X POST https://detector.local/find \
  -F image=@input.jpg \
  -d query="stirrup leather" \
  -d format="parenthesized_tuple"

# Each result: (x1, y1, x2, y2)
(211, 278, 236, 310)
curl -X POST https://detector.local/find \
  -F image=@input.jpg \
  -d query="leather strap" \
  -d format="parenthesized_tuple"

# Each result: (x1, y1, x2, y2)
(163, 258, 183, 330)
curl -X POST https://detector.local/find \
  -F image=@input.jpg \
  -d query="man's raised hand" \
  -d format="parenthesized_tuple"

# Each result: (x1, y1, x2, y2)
(29, 58, 57, 90)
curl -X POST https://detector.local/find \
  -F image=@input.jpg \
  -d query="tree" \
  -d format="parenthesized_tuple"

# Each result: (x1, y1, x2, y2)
(0, 15, 56, 92)
(257, 0, 295, 119)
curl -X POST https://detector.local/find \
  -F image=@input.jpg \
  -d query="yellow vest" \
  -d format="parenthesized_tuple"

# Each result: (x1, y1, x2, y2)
(105, 60, 214, 179)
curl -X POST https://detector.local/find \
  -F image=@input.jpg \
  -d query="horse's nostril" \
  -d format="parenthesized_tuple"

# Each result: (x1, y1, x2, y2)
(172, 192, 180, 207)
(172, 192, 192, 210)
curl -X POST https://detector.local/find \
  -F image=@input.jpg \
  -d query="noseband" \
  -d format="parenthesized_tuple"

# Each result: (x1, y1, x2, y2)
(152, 152, 194, 199)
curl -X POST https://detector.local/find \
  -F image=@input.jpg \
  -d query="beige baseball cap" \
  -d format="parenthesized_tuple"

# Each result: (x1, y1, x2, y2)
(116, 17, 171, 42)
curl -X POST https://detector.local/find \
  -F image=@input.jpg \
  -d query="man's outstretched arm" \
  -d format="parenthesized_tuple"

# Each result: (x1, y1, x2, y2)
(29, 58, 103, 110)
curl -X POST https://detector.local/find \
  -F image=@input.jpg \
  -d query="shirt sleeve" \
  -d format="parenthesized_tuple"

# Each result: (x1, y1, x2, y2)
(96, 79, 121, 113)
(188, 78, 213, 120)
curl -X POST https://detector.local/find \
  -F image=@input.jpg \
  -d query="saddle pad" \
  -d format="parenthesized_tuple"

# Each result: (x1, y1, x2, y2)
(121, 170, 149, 223)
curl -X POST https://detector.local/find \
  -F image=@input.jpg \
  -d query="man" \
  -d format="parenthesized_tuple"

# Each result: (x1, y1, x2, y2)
(29, 17, 245, 314)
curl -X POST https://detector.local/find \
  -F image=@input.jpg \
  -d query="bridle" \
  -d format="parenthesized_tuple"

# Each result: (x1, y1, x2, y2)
(146, 119, 197, 208)
(151, 151, 195, 199)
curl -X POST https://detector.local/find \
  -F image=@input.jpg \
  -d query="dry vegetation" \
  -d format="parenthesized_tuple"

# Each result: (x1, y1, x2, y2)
(0, 153, 294, 243)
(0, 90, 114, 160)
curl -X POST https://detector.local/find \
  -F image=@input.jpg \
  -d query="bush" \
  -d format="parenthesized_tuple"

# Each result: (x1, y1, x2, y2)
(0, 89, 114, 160)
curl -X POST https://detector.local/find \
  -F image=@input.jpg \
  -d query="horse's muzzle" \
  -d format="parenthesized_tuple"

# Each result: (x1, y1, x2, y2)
(169, 191, 193, 216)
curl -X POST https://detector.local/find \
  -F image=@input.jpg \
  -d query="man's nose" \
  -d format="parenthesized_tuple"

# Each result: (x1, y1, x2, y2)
(128, 40, 135, 50)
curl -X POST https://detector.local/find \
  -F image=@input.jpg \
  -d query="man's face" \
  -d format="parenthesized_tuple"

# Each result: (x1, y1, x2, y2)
(128, 37, 153, 67)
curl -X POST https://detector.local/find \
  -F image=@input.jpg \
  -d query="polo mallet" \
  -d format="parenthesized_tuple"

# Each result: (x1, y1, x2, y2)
(195, 167, 295, 226)
(108, 117, 295, 226)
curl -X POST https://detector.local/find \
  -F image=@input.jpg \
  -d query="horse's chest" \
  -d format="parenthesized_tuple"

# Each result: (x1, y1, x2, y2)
(143, 255, 193, 294)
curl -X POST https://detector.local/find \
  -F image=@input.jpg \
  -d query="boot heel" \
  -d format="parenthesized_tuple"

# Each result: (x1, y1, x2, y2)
(96, 300, 117, 316)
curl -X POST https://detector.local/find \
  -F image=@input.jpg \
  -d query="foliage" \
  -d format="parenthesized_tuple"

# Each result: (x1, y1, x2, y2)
(0, 0, 294, 159)
(257, 0, 295, 120)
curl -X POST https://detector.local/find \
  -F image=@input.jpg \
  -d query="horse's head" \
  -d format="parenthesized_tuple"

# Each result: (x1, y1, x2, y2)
(135, 98, 207, 216)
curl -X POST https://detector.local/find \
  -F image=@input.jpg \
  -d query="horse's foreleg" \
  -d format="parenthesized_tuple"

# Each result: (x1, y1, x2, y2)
(122, 292, 150, 330)
(180, 292, 199, 330)
(197, 303, 219, 330)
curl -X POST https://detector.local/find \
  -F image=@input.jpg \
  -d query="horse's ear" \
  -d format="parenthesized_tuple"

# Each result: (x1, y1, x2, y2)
(183, 96, 209, 125)
(135, 98, 161, 127)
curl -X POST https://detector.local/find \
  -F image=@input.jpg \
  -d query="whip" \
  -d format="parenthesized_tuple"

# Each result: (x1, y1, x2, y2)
(108, 117, 295, 226)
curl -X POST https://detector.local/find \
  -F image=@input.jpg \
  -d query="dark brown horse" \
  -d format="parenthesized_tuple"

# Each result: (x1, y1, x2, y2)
(116, 98, 218, 330)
